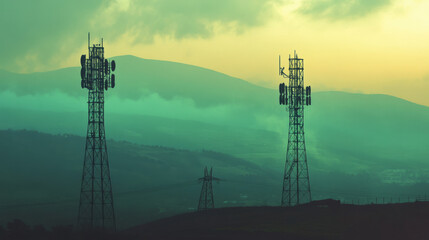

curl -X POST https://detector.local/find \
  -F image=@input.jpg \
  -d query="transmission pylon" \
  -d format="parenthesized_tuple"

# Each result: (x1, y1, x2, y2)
(278, 51, 312, 206)
(197, 167, 219, 211)
(77, 33, 117, 231)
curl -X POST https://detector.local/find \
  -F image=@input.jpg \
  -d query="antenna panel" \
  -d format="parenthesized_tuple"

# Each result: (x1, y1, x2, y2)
(111, 60, 116, 71)
(105, 59, 109, 75)
(111, 74, 115, 88)
(80, 68, 86, 80)
(279, 83, 285, 94)
(81, 55, 86, 67)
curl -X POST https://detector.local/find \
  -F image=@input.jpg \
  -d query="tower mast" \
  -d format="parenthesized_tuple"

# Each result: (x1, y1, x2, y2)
(78, 33, 117, 231)
(278, 51, 312, 206)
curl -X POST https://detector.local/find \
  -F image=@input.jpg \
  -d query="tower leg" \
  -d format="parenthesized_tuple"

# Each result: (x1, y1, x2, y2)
(78, 89, 116, 231)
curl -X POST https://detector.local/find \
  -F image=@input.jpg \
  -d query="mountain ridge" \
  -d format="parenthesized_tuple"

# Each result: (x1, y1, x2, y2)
(1, 55, 429, 192)
(0, 55, 426, 108)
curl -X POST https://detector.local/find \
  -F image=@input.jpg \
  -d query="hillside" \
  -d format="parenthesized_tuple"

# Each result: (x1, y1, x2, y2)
(1, 56, 429, 221)
(1, 57, 429, 181)
(0, 56, 274, 108)
(2, 130, 429, 230)
(1, 88, 428, 182)
(123, 203, 429, 240)
(0, 130, 277, 229)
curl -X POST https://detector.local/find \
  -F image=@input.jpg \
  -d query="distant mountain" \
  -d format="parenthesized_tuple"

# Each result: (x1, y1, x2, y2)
(0, 55, 274, 108)
(1, 55, 429, 194)
(306, 91, 429, 173)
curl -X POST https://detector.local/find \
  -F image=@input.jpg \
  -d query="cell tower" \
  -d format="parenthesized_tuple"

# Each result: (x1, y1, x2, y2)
(278, 51, 312, 207)
(197, 167, 219, 211)
(77, 33, 117, 231)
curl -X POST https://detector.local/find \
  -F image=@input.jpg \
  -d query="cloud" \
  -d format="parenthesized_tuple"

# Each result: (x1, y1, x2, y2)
(298, 0, 392, 20)
(0, 0, 104, 72)
(0, 0, 281, 73)
(107, 0, 282, 39)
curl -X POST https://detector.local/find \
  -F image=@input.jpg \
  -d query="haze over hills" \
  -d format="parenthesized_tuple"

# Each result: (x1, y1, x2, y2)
(1, 55, 429, 225)
(1, 56, 429, 172)
(0, 55, 274, 108)
(2, 129, 429, 230)
(0, 130, 277, 229)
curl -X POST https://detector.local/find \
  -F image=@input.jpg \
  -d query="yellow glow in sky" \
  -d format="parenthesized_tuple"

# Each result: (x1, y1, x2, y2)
(4, 0, 429, 105)
(86, 0, 428, 106)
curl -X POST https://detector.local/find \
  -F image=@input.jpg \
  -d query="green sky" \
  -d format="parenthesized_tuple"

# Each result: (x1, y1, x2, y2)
(1, 0, 429, 105)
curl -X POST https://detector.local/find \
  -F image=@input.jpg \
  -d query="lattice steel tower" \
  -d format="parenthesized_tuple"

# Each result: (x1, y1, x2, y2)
(197, 167, 219, 211)
(278, 51, 312, 206)
(78, 33, 117, 231)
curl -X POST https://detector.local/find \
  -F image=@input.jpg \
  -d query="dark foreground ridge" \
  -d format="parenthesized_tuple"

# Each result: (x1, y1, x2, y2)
(2, 200, 429, 239)
(123, 200, 429, 240)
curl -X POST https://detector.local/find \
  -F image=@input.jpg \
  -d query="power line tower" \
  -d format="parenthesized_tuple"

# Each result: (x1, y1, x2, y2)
(278, 51, 312, 207)
(197, 167, 219, 211)
(77, 33, 117, 231)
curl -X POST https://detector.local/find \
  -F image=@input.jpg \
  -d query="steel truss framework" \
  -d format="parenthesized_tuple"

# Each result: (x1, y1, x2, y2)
(279, 51, 312, 207)
(198, 167, 218, 211)
(78, 34, 117, 231)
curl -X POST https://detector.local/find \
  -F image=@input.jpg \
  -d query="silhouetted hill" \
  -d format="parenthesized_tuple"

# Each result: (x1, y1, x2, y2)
(0, 130, 277, 229)
(1, 57, 428, 174)
(2, 130, 429, 231)
(0, 55, 273, 108)
(124, 202, 429, 240)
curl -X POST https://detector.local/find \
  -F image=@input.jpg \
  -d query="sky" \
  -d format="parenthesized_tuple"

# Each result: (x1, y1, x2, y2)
(1, 0, 429, 105)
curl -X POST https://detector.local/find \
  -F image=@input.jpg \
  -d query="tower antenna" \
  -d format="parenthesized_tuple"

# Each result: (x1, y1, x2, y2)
(278, 52, 312, 206)
(78, 33, 118, 231)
